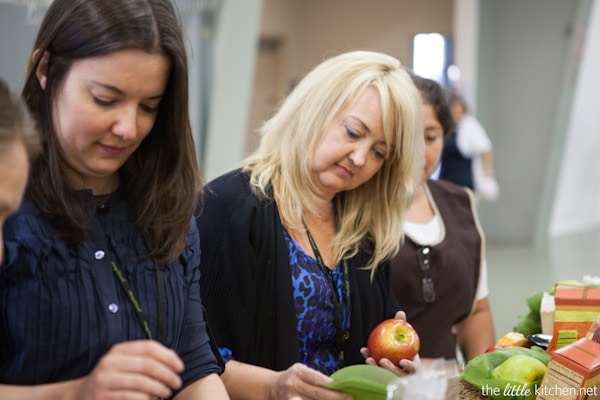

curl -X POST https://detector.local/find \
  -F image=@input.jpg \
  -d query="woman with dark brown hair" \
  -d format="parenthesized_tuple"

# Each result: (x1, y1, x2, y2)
(0, 1, 228, 399)
(390, 75, 495, 363)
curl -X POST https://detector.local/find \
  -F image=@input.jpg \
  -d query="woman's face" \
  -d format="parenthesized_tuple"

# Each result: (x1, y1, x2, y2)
(38, 48, 170, 193)
(0, 140, 29, 262)
(421, 103, 444, 182)
(311, 86, 390, 199)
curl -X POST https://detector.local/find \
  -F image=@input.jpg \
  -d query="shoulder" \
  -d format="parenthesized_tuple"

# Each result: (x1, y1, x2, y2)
(427, 179, 477, 210)
(427, 178, 471, 198)
(200, 169, 259, 208)
(4, 196, 50, 238)
(426, 180, 481, 232)
(1, 197, 69, 268)
(196, 168, 275, 228)
(205, 169, 251, 193)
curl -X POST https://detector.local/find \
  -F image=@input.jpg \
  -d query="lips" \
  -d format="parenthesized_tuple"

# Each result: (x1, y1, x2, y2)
(98, 143, 127, 157)
(336, 163, 354, 177)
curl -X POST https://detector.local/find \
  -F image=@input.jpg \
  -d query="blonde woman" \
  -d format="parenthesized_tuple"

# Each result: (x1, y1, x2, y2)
(197, 50, 424, 400)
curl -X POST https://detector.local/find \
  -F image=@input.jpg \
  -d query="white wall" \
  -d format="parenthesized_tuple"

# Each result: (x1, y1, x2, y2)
(452, 0, 480, 111)
(203, 0, 263, 180)
(0, 4, 39, 91)
(475, 0, 586, 242)
(549, 0, 600, 237)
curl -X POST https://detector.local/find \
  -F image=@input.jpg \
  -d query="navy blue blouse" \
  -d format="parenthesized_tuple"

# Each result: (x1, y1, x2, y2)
(0, 189, 223, 389)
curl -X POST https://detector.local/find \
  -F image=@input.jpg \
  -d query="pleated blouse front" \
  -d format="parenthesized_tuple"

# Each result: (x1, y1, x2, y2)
(0, 189, 223, 387)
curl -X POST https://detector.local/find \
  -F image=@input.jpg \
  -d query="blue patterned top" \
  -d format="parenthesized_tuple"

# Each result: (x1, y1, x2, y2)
(285, 230, 350, 375)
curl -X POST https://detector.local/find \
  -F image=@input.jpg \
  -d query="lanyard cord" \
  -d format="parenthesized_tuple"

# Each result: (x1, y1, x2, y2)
(108, 250, 166, 343)
(302, 221, 351, 362)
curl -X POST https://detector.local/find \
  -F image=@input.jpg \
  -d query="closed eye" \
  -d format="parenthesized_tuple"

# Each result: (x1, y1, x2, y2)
(373, 146, 387, 159)
(93, 96, 115, 107)
(345, 127, 360, 139)
(140, 103, 159, 114)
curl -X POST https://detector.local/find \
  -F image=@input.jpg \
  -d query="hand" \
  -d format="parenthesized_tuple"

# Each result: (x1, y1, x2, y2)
(361, 311, 421, 376)
(270, 363, 352, 400)
(76, 340, 184, 400)
(476, 176, 499, 201)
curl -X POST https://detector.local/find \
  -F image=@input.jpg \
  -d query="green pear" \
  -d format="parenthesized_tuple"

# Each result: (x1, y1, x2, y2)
(490, 355, 547, 384)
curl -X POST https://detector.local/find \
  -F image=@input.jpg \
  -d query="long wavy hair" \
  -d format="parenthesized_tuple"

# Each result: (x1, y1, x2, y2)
(243, 50, 424, 273)
(21, 0, 200, 263)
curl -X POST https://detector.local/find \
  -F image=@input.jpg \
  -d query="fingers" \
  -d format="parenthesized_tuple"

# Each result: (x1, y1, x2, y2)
(395, 358, 418, 374)
(273, 363, 352, 400)
(111, 341, 184, 389)
(80, 340, 184, 399)
(292, 363, 333, 386)
(393, 310, 407, 321)
(114, 340, 185, 373)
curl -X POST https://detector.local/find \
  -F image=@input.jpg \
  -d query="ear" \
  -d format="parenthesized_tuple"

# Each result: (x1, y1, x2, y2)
(33, 49, 50, 90)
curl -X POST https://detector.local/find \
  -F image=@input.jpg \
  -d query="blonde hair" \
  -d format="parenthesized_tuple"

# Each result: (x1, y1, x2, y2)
(243, 50, 423, 272)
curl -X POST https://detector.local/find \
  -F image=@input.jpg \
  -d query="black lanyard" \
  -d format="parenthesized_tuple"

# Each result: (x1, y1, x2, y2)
(109, 250, 166, 343)
(303, 221, 351, 362)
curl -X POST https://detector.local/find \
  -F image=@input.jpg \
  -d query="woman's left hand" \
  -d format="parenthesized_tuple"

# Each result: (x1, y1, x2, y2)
(360, 311, 421, 376)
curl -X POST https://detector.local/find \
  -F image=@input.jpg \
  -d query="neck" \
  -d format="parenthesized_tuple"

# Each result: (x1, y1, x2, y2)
(407, 182, 434, 223)
(304, 202, 335, 226)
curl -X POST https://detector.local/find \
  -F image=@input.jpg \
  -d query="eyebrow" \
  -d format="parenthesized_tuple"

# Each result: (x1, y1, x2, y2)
(347, 115, 371, 134)
(90, 80, 164, 101)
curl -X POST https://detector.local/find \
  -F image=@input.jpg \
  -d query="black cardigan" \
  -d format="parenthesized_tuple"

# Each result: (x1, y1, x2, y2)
(196, 169, 398, 371)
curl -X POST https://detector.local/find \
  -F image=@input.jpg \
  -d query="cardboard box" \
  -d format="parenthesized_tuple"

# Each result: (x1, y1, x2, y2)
(547, 285, 600, 353)
(537, 338, 600, 399)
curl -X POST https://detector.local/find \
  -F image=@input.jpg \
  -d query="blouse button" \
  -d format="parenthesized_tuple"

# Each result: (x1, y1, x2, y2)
(95, 250, 106, 260)
(108, 303, 119, 313)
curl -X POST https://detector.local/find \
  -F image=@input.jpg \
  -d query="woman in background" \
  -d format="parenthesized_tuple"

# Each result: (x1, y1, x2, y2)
(390, 74, 495, 363)
(0, 77, 40, 262)
(0, 1, 228, 399)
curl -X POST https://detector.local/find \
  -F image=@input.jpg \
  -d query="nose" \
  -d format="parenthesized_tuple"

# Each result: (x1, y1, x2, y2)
(111, 106, 139, 140)
(348, 144, 368, 166)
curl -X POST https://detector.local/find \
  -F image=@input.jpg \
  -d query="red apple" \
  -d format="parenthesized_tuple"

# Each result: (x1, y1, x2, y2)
(367, 319, 420, 365)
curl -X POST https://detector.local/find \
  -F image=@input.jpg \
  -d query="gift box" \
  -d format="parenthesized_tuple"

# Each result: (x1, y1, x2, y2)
(547, 285, 600, 353)
(536, 338, 600, 399)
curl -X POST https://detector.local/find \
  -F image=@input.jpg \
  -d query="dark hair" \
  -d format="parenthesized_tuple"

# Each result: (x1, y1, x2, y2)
(410, 74, 455, 138)
(448, 93, 469, 114)
(21, 0, 201, 263)
(0, 78, 40, 158)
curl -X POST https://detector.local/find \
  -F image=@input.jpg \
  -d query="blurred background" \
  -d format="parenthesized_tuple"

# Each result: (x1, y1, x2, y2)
(1, 0, 599, 339)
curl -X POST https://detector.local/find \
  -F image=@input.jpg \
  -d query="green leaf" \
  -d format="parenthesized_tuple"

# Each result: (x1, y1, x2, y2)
(526, 292, 544, 313)
(514, 309, 541, 336)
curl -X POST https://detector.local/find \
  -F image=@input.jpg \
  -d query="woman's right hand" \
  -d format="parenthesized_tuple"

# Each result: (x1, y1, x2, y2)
(76, 340, 184, 400)
(270, 363, 352, 400)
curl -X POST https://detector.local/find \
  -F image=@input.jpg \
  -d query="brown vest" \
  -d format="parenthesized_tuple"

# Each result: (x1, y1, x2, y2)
(390, 179, 481, 359)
